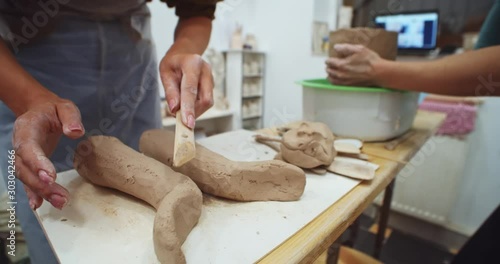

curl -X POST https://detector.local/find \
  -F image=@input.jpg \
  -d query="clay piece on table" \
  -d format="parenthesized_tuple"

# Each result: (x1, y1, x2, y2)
(74, 136, 202, 264)
(254, 134, 281, 152)
(276, 124, 363, 156)
(140, 129, 306, 202)
(264, 146, 327, 175)
(280, 122, 336, 169)
(309, 166, 328, 175)
(255, 122, 379, 179)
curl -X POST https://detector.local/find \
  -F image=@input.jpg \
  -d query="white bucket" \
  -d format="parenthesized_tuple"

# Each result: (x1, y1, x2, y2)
(301, 79, 419, 142)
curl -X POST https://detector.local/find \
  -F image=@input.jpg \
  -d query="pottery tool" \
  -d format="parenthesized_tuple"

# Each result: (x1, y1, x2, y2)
(327, 156, 379, 180)
(173, 113, 196, 167)
(334, 139, 363, 154)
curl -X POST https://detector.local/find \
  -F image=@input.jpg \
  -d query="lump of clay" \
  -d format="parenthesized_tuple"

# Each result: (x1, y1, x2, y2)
(74, 136, 202, 264)
(280, 122, 336, 169)
(140, 129, 306, 202)
(329, 28, 398, 60)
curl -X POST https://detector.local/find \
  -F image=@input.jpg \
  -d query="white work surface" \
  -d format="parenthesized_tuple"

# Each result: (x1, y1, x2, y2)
(37, 130, 361, 263)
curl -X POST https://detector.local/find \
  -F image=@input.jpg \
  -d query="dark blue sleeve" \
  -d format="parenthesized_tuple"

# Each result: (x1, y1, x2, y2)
(475, 0, 500, 49)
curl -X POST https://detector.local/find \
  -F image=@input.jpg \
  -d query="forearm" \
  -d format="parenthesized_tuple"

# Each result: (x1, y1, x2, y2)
(0, 40, 56, 116)
(373, 46, 500, 96)
(169, 17, 212, 55)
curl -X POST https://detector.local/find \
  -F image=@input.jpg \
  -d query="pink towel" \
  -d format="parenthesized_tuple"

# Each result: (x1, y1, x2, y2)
(419, 100, 477, 135)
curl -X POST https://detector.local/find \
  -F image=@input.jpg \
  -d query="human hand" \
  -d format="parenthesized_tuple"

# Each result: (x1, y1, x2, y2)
(13, 95, 85, 210)
(325, 44, 383, 86)
(160, 52, 214, 129)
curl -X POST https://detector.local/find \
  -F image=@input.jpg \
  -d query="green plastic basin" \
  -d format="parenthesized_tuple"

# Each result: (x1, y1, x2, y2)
(297, 79, 403, 93)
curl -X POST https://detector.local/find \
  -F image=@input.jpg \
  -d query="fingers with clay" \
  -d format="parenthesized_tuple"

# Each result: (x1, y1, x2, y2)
(15, 146, 69, 210)
(13, 99, 85, 210)
(161, 54, 214, 129)
(325, 44, 381, 86)
(333, 44, 365, 57)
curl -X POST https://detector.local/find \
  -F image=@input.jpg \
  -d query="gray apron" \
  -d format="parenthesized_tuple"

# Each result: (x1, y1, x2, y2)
(0, 13, 161, 263)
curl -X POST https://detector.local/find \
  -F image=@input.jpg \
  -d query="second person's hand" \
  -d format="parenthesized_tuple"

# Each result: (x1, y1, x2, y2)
(325, 44, 384, 86)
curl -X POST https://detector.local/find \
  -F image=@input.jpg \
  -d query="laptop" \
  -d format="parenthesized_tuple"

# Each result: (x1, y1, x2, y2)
(374, 10, 439, 56)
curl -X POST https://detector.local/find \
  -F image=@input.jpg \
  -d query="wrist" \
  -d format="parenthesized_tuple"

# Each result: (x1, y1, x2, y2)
(14, 87, 58, 117)
(26, 89, 59, 107)
(167, 37, 203, 57)
(371, 59, 393, 87)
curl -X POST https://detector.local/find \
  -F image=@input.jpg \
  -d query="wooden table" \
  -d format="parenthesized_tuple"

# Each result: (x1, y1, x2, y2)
(256, 110, 446, 263)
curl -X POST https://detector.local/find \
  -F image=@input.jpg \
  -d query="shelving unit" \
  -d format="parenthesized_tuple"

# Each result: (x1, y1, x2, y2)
(224, 50, 266, 130)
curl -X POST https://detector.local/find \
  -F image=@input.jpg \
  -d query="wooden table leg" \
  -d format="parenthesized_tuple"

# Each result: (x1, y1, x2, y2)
(343, 217, 360, 248)
(326, 239, 342, 264)
(373, 179, 395, 259)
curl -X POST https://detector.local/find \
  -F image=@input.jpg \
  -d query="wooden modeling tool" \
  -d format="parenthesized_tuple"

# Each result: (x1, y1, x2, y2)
(327, 157, 379, 180)
(173, 113, 196, 167)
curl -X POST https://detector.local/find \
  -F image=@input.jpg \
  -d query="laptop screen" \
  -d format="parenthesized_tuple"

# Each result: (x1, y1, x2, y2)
(374, 11, 439, 50)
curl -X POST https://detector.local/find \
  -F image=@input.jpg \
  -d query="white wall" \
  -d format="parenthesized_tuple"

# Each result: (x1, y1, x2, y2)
(448, 98, 500, 235)
(149, 1, 177, 54)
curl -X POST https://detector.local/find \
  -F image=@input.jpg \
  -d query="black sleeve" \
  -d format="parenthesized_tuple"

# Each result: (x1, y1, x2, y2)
(162, 0, 221, 20)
